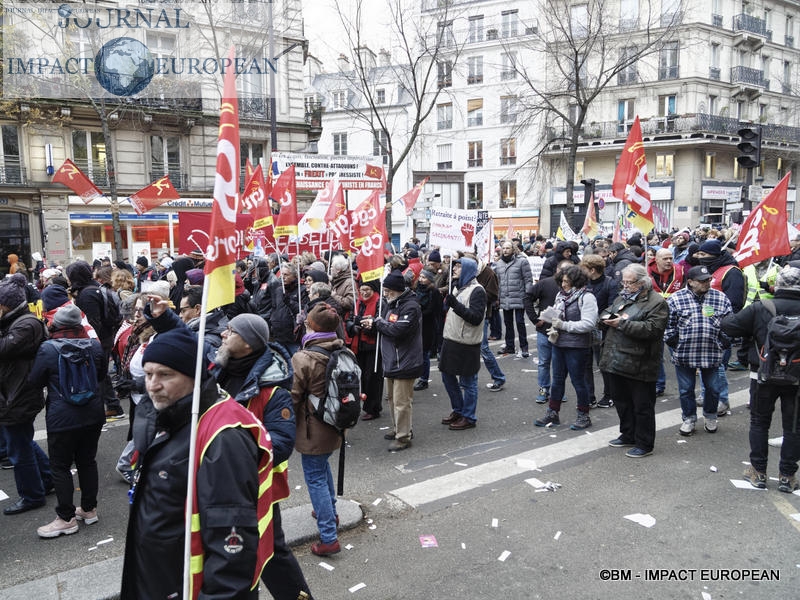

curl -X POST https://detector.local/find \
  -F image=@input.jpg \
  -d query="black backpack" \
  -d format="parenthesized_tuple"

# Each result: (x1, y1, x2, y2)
(54, 339, 98, 406)
(758, 299, 800, 386)
(100, 287, 123, 332)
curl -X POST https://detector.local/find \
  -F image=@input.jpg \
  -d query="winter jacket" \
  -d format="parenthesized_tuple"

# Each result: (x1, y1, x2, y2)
(28, 328, 106, 433)
(647, 260, 686, 298)
(249, 267, 277, 319)
(346, 292, 380, 354)
(607, 249, 640, 289)
(551, 288, 598, 349)
(269, 280, 307, 346)
(168, 256, 195, 312)
(476, 263, 500, 318)
(599, 287, 668, 382)
(493, 253, 533, 310)
(525, 276, 560, 333)
(700, 252, 746, 313)
(665, 287, 732, 368)
(0, 302, 48, 425)
(290, 336, 343, 455)
(539, 242, 579, 279)
(586, 274, 614, 313)
(185, 308, 229, 349)
(330, 270, 356, 317)
(415, 283, 443, 352)
(72, 279, 115, 349)
(223, 290, 253, 320)
(443, 259, 486, 346)
(373, 289, 424, 380)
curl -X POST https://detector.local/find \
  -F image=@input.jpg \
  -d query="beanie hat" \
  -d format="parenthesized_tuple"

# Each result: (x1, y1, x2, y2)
(306, 302, 340, 333)
(382, 269, 406, 292)
(142, 328, 199, 378)
(53, 304, 83, 328)
(306, 269, 329, 284)
(308, 261, 327, 273)
(407, 249, 419, 259)
(113, 260, 128, 271)
(159, 256, 174, 269)
(228, 314, 270, 353)
(0, 273, 27, 308)
(360, 279, 380, 293)
(41, 268, 60, 281)
(776, 266, 800, 291)
(41, 284, 70, 311)
(186, 269, 205, 285)
(698, 239, 722, 256)
(673, 231, 690, 242)
(419, 269, 437, 283)
(136, 256, 150, 268)
(428, 249, 441, 263)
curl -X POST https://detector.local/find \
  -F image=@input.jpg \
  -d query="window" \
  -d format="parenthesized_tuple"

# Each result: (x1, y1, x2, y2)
(659, 42, 679, 79)
(500, 138, 516, 166)
(617, 99, 635, 132)
(437, 20, 455, 48)
(571, 4, 589, 38)
(705, 152, 716, 178)
(146, 32, 176, 61)
(150, 135, 182, 187)
(375, 88, 386, 104)
(570, 52, 589, 90)
(619, 0, 638, 31)
(500, 96, 518, 123)
(710, 43, 720, 79)
(501, 10, 519, 38)
(373, 130, 389, 165)
(332, 90, 347, 109)
(240, 142, 264, 182)
(72, 130, 108, 186)
(501, 52, 517, 80)
(709, 95, 718, 115)
(467, 98, 483, 127)
(437, 143, 452, 170)
(333, 133, 348, 155)
(658, 94, 676, 117)
(759, 103, 768, 123)
(437, 60, 453, 88)
(655, 153, 674, 178)
(784, 60, 792, 93)
(468, 15, 484, 43)
(468, 141, 483, 167)
(787, 15, 794, 45)
(618, 46, 638, 84)
(467, 182, 483, 210)
(467, 56, 483, 84)
(437, 102, 453, 130)
(500, 180, 517, 208)
(0, 125, 22, 184)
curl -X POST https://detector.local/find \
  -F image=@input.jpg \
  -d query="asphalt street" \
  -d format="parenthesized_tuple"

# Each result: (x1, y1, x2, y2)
(1, 336, 798, 599)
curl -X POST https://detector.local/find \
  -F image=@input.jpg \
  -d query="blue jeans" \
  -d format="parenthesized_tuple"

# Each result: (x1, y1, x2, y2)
(301, 453, 337, 544)
(1, 421, 52, 503)
(701, 348, 730, 404)
(675, 364, 721, 421)
(550, 346, 591, 410)
(481, 320, 505, 385)
(441, 371, 479, 422)
(489, 310, 502, 339)
(536, 331, 552, 391)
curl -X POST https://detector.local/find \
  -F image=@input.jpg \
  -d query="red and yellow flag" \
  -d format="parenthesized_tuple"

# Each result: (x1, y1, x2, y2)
(241, 164, 273, 230)
(203, 47, 240, 311)
(733, 173, 792, 268)
(581, 187, 599, 238)
(272, 165, 298, 238)
(612, 116, 654, 234)
(128, 175, 181, 215)
(397, 177, 429, 216)
(354, 191, 387, 282)
(52, 159, 103, 204)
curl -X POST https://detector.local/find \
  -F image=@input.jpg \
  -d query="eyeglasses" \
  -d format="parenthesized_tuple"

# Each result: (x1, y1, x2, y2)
(224, 326, 238, 336)
(179, 305, 193, 313)
(621, 279, 639, 287)
(133, 307, 145, 315)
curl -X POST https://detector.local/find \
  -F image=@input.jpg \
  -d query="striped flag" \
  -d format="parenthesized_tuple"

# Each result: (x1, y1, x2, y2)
(613, 116, 655, 234)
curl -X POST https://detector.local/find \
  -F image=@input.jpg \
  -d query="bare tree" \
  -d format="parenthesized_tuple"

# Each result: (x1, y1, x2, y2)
(512, 0, 683, 226)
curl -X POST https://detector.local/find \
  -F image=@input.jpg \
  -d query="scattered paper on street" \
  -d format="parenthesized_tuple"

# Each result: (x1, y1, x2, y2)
(0, 490, 9, 502)
(345, 544, 354, 550)
(789, 513, 800, 522)
(730, 479, 767, 490)
(372, 498, 382, 506)
(710, 466, 718, 472)
(96, 537, 114, 545)
(554, 531, 562, 540)
(516, 458, 538, 470)
(319, 562, 335, 571)
(348, 583, 366, 593)
(498, 550, 511, 562)
(491, 518, 499, 528)
(454, 462, 468, 467)
(419, 535, 438, 548)
(701, 592, 712, 600)
(624, 513, 656, 528)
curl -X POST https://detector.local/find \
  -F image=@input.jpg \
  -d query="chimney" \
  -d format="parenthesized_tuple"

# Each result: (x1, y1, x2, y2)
(354, 46, 377, 70)
(379, 48, 391, 67)
(337, 53, 350, 72)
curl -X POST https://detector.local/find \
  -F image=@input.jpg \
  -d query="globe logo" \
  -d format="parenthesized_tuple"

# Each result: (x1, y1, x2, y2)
(94, 37, 154, 97)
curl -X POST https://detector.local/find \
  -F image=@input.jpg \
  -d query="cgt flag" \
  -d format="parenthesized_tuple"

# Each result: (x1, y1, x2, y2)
(613, 116, 655, 235)
(272, 165, 298, 238)
(52, 159, 103, 204)
(397, 177, 429, 216)
(128, 175, 181, 215)
(355, 204, 387, 282)
(242, 164, 273, 230)
(733, 173, 792, 268)
(203, 47, 240, 312)
(581, 189, 599, 238)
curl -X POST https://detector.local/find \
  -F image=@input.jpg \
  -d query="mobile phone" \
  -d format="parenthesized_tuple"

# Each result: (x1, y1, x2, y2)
(603, 313, 619, 320)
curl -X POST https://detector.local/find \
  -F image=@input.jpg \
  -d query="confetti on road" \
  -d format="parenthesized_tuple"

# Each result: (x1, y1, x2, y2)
(419, 535, 438, 548)
(368, 524, 376, 530)
(349, 583, 366, 593)
(0, 490, 8, 501)
(677, 440, 687, 444)
(461, 543, 466, 550)
(789, 513, 800, 522)
(372, 498, 382, 506)
(319, 562, 335, 571)
(379, 426, 390, 430)
(554, 531, 562, 540)
(730, 479, 767, 490)
(624, 513, 656, 528)
(454, 462, 468, 467)
(710, 466, 718, 472)
(97, 537, 114, 545)
(491, 518, 499, 528)
(345, 544, 354, 550)
(701, 592, 712, 600)
(498, 550, 511, 562)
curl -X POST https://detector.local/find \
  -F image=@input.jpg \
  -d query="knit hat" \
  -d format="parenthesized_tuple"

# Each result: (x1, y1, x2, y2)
(0, 273, 27, 308)
(159, 256, 174, 269)
(306, 302, 340, 333)
(41, 268, 60, 281)
(419, 269, 437, 283)
(136, 256, 150, 268)
(673, 231, 690, 242)
(698, 239, 722, 256)
(53, 304, 82, 328)
(186, 269, 205, 285)
(306, 269, 329, 284)
(41, 284, 70, 311)
(228, 314, 270, 352)
(360, 279, 380, 293)
(382, 269, 406, 292)
(776, 266, 800, 291)
(142, 328, 199, 378)
(428, 249, 441, 263)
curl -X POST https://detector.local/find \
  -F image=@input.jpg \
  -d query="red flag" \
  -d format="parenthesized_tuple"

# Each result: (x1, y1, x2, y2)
(356, 204, 387, 282)
(272, 165, 298, 238)
(612, 116, 654, 234)
(733, 173, 792, 268)
(203, 47, 240, 311)
(506, 221, 515, 241)
(128, 175, 181, 215)
(351, 190, 382, 250)
(324, 182, 351, 248)
(52, 159, 103, 204)
(241, 164, 273, 230)
(398, 177, 429, 216)
(245, 158, 255, 183)
(364, 163, 383, 179)
(581, 189, 599, 238)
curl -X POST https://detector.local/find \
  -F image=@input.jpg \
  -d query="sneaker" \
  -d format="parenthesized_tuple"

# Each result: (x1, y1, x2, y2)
(534, 408, 560, 427)
(717, 402, 730, 417)
(514, 350, 524, 359)
(625, 447, 653, 458)
(37, 517, 79, 538)
(679, 418, 696, 436)
(521, 350, 530, 358)
(608, 438, 635, 448)
(768, 436, 784, 448)
(727, 361, 747, 371)
(596, 396, 613, 408)
(778, 474, 799, 493)
(570, 411, 592, 430)
(536, 387, 549, 404)
(497, 347, 513, 355)
(742, 465, 767, 489)
(75, 507, 98, 525)
(413, 380, 428, 391)
(105, 407, 126, 422)
(116, 466, 134, 485)
(655, 388, 665, 397)
(486, 381, 505, 392)
(588, 398, 598, 409)
(0, 457, 12, 469)
(311, 540, 341, 556)
(704, 418, 718, 433)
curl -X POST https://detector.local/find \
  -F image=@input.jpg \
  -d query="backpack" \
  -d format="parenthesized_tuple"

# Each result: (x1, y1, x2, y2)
(100, 286, 123, 332)
(54, 340, 98, 406)
(306, 346, 362, 431)
(758, 299, 800, 385)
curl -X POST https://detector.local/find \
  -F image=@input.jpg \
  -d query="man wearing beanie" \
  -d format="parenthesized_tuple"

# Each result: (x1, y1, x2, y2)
(29, 304, 105, 537)
(722, 266, 800, 493)
(0, 273, 52, 515)
(361, 270, 423, 451)
(211, 313, 314, 599)
(121, 327, 274, 600)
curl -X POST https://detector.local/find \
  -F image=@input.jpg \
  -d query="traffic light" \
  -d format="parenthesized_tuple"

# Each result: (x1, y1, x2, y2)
(737, 127, 761, 169)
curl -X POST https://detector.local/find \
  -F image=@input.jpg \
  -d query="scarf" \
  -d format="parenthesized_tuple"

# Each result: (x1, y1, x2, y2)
(217, 352, 259, 398)
(301, 331, 337, 347)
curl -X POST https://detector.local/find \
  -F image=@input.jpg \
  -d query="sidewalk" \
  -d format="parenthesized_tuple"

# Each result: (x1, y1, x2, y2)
(1, 500, 364, 600)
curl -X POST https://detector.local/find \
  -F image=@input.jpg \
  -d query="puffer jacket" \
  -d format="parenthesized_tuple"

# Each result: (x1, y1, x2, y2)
(493, 254, 532, 310)
(599, 287, 668, 382)
(551, 288, 598, 348)
(373, 289, 424, 380)
(291, 336, 343, 455)
(330, 270, 355, 317)
(0, 302, 48, 425)
(269, 279, 307, 346)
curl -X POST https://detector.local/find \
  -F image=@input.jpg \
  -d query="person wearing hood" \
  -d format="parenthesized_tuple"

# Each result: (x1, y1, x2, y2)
(439, 257, 487, 431)
(250, 256, 279, 319)
(167, 256, 194, 313)
(7, 253, 24, 276)
(606, 242, 640, 291)
(539, 241, 579, 280)
(222, 273, 254, 320)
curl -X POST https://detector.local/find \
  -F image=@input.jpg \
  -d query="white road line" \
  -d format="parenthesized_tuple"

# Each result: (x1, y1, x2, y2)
(390, 388, 750, 508)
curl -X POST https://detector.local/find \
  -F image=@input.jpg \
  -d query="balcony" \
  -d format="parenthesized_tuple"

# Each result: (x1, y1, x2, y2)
(731, 65, 768, 97)
(500, 70, 516, 81)
(732, 13, 768, 49)
(74, 159, 108, 187)
(467, 158, 482, 168)
(618, 71, 638, 85)
(619, 18, 638, 33)
(467, 74, 483, 84)
(150, 168, 187, 191)
(658, 65, 679, 80)
(437, 161, 452, 170)
(240, 97, 271, 119)
(0, 157, 25, 184)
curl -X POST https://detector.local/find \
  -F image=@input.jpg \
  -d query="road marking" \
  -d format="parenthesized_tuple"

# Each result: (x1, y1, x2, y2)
(390, 388, 750, 508)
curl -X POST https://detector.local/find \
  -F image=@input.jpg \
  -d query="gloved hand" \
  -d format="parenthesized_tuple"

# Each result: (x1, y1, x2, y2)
(551, 317, 563, 330)
(547, 326, 559, 344)
(445, 294, 457, 308)
(295, 310, 306, 326)
(759, 280, 771, 292)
